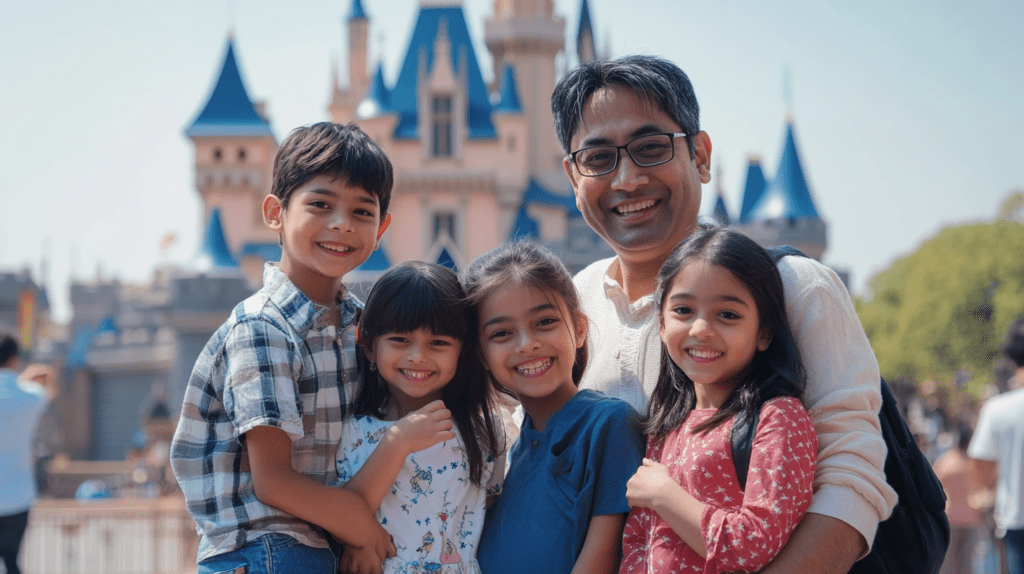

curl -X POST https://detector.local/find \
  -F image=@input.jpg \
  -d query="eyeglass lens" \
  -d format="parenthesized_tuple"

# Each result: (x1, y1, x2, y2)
(574, 133, 676, 176)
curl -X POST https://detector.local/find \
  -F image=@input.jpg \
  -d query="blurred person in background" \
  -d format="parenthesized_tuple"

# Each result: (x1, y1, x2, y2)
(0, 333, 57, 574)
(934, 421, 983, 574)
(969, 318, 1024, 574)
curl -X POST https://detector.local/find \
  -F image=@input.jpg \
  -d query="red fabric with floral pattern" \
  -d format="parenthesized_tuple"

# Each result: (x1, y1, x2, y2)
(620, 397, 816, 574)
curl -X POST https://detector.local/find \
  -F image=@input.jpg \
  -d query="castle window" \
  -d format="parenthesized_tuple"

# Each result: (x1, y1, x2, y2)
(431, 96, 453, 158)
(433, 211, 456, 245)
(213, 148, 223, 162)
(237, 148, 246, 162)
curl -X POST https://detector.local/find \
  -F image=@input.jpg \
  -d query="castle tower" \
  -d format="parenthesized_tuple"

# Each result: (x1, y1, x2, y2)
(576, 0, 597, 64)
(484, 0, 567, 189)
(737, 120, 828, 260)
(185, 37, 277, 280)
(328, 0, 371, 122)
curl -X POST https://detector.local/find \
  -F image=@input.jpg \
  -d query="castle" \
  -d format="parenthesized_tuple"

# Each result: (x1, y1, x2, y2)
(2, 0, 827, 466)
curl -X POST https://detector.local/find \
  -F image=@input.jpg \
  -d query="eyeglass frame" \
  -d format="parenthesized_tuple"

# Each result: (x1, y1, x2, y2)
(567, 132, 689, 177)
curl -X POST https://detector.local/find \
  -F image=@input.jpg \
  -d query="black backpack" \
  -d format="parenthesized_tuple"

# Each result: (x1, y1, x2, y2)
(730, 247, 951, 574)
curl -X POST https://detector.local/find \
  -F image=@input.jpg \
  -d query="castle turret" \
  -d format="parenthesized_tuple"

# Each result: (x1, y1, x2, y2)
(737, 121, 828, 260)
(329, 0, 371, 122)
(185, 37, 277, 280)
(485, 0, 566, 189)
(576, 0, 597, 64)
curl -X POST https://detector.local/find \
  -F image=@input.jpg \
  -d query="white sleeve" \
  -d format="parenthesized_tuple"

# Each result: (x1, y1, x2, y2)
(966, 401, 998, 461)
(779, 256, 898, 550)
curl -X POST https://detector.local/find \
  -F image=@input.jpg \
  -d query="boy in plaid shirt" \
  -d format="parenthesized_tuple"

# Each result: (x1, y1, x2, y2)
(171, 122, 396, 574)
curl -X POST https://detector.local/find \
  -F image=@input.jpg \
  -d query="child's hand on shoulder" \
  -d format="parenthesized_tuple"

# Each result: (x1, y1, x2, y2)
(387, 400, 456, 454)
(626, 458, 678, 510)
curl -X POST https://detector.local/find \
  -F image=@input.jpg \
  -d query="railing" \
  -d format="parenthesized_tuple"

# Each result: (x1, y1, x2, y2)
(20, 496, 198, 574)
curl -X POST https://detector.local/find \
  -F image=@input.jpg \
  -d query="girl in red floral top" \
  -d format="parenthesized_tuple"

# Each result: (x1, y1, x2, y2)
(620, 227, 817, 574)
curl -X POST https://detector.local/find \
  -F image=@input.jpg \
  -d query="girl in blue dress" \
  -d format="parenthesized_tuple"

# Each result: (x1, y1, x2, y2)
(335, 262, 505, 574)
(462, 241, 645, 574)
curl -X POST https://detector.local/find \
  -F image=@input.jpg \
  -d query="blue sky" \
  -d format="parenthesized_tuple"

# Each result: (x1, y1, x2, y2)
(1, 0, 1021, 321)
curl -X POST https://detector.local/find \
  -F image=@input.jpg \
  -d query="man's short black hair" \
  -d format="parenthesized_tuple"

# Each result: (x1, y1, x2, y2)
(551, 55, 700, 158)
(271, 121, 393, 216)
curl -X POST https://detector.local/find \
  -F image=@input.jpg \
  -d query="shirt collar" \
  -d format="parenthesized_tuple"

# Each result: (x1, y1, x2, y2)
(261, 263, 363, 332)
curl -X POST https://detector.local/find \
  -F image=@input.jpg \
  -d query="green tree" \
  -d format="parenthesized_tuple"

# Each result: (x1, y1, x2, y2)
(856, 220, 1024, 393)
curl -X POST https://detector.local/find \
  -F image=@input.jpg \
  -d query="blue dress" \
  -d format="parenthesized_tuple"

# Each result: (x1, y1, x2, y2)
(337, 414, 502, 574)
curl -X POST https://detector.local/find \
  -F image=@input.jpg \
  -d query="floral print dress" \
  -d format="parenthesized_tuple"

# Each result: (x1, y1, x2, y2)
(620, 397, 817, 574)
(337, 414, 502, 574)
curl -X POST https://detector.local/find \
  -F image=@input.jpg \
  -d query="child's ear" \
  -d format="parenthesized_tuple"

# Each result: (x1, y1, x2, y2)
(375, 213, 392, 246)
(757, 328, 772, 352)
(573, 312, 589, 350)
(263, 195, 284, 233)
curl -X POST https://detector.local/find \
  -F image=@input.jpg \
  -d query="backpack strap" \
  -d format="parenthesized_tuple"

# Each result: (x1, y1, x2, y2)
(730, 409, 760, 491)
(729, 245, 807, 491)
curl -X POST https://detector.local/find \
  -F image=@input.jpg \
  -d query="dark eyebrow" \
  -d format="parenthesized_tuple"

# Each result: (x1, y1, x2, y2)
(667, 292, 750, 308)
(580, 123, 670, 148)
(481, 302, 557, 329)
(305, 187, 379, 207)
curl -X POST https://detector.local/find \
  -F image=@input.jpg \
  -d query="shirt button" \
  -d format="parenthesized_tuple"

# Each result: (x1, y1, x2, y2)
(531, 441, 539, 448)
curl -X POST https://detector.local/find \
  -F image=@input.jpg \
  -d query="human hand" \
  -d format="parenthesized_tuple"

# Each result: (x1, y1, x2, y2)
(338, 523, 396, 574)
(626, 458, 678, 510)
(387, 400, 455, 454)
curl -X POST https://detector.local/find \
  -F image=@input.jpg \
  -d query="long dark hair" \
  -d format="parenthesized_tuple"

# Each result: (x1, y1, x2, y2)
(646, 227, 806, 436)
(354, 261, 501, 485)
(461, 241, 589, 391)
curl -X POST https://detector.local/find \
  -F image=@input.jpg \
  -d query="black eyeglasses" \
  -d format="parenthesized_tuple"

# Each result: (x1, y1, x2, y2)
(569, 132, 688, 177)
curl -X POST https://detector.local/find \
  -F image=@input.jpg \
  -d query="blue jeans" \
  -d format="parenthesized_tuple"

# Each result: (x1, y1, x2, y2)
(197, 534, 336, 574)
(1005, 528, 1024, 574)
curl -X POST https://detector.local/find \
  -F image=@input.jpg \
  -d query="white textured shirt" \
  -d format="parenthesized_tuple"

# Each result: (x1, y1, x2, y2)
(967, 384, 1024, 535)
(575, 254, 898, 548)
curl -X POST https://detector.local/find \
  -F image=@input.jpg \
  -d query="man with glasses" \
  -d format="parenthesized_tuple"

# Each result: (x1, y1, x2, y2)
(552, 55, 897, 573)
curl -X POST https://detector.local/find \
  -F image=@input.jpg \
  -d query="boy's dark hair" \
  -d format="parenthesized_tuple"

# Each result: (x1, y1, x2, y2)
(272, 121, 393, 216)
(646, 227, 806, 436)
(461, 240, 589, 388)
(551, 55, 700, 159)
(0, 332, 18, 366)
(355, 261, 501, 485)
(1001, 316, 1024, 368)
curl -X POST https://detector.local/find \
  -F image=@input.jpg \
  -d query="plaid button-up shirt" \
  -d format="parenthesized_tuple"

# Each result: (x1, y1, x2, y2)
(170, 263, 362, 563)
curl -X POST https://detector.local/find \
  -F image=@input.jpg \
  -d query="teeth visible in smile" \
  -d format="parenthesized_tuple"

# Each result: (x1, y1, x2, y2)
(400, 369, 433, 380)
(688, 349, 722, 359)
(319, 243, 352, 253)
(616, 199, 656, 215)
(516, 358, 552, 375)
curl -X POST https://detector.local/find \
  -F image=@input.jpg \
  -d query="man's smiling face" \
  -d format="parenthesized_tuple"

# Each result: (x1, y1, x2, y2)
(563, 84, 710, 268)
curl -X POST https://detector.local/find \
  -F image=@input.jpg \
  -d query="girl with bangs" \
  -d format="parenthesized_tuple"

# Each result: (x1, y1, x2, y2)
(334, 261, 505, 574)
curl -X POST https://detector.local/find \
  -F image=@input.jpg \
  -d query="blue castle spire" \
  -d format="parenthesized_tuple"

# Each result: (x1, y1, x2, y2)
(747, 122, 821, 221)
(576, 0, 597, 63)
(185, 38, 273, 138)
(348, 0, 368, 20)
(738, 159, 767, 223)
(493, 64, 522, 113)
(194, 209, 239, 270)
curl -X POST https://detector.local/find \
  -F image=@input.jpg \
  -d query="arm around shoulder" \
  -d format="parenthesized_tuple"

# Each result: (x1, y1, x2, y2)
(777, 257, 896, 552)
(247, 426, 395, 560)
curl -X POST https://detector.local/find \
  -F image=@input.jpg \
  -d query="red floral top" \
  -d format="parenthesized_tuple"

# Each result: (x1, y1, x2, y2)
(620, 397, 817, 574)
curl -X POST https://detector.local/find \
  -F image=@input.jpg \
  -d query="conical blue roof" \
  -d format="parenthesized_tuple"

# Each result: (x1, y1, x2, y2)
(186, 39, 273, 138)
(576, 0, 597, 63)
(493, 64, 522, 113)
(436, 247, 458, 271)
(357, 245, 392, 272)
(711, 194, 731, 226)
(195, 209, 239, 269)
(509, 205, 540, 241)
(391, 7, 496, 139)
(748, 122, 820, 221)
(357, 63, 391, 118)
(348, 0, 368, 20)
(738, 159, 767, 223)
